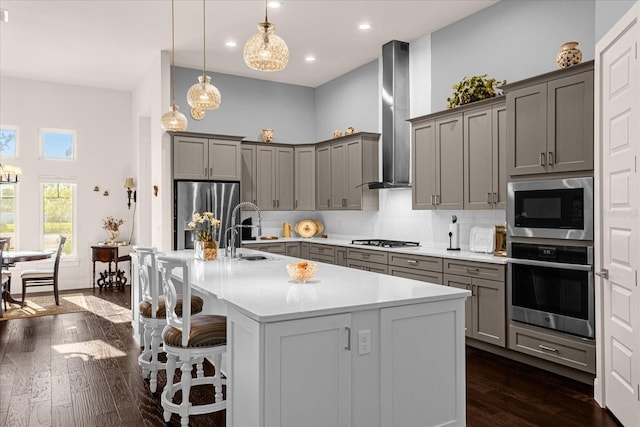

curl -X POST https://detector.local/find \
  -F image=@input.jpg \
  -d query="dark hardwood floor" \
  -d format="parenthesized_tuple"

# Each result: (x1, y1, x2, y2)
(0, 287, 622, 427)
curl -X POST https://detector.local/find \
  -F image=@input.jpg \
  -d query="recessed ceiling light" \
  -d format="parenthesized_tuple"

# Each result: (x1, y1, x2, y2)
(358, 23, 371, 30)
(305, 55, 316, 62)
(268, 1, 282, 8)
(225, 40, 237, 48)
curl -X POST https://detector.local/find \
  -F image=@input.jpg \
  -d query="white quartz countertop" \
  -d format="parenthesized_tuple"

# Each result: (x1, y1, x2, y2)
(242, 236, 507, 264)
(164, 249, 470, 323)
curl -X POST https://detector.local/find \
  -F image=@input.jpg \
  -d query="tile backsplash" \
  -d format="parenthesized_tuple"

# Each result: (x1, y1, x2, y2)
(242, 188, 506, 249)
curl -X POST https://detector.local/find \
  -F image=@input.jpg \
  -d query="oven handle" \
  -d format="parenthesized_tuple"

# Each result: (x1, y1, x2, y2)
(507, 257, 592, 272)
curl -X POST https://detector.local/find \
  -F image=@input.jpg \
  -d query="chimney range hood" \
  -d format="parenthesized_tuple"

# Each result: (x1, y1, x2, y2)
(368, 40, 411, 189)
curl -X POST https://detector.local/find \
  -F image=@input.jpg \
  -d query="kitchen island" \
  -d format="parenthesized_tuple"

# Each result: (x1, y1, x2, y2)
(160, 249, 470, 427)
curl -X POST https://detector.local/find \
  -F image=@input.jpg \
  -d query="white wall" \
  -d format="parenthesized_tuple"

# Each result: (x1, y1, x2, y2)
(0, 76, 133, 290)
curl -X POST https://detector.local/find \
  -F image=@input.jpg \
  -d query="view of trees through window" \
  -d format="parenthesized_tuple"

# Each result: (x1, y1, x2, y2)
(43, 183, 73, 255)
(0, 127, 17, 157)
(41, 130, 74, 159)
(0, 184, 16, 250)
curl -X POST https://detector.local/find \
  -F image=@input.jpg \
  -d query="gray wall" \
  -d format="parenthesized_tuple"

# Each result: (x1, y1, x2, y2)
(314, 60, 379, 141)
(174, 67, 316, 143)
(595, 0, 637, 40)
(431, 0, 596, 111)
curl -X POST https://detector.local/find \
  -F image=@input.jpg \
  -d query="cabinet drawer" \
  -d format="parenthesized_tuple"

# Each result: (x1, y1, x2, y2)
(243, 242, 286, 255)
(310, 253, 335, 264)
(508, 323, 595, 373)
(443, 259, 505, 282)
(346, 248, 388, 264)
(389, 266, 443, 285)
(347, 259, 388, 275)
(310, 244, 336, 257)
(388, 253, 442, 273)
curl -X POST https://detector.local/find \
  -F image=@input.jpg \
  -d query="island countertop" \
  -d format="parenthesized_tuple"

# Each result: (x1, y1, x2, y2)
(164, 249, 470, 323)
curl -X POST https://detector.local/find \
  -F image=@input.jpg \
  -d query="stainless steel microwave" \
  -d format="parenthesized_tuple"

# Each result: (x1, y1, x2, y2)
(507, 177, 594, 240)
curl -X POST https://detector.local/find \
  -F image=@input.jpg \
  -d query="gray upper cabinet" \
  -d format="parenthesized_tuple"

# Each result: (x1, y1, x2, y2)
(505, 61, 594, 176)
(294, 146, 315, 211)
(241, 144, 257, 205)
(410, 113, 463, 210)
(173, 134, 243, 181)
(316, 143, 331, 210)
(316, 133, 379, 211)
(255, 145, 294, 211)
(463, 99, 507, 210)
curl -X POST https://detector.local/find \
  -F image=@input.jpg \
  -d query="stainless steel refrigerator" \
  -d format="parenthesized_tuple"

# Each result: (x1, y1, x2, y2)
(174, 181, 240, 250)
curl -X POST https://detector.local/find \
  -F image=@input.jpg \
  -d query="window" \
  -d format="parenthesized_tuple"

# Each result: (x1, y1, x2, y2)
(41, 129, 75, 160)
(0, 184, 16, 249)
(42, 183, 74, 255)
(0, 126, 18, 157)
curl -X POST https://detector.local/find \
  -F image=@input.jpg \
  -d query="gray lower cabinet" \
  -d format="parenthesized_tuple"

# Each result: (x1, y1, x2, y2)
(410, 113, 463, 210)
(346, 248, 389, 274)
(294, 146, 315, 211)
(443, 259, 506, 347)
(509, 323, 596, 373)
(255, 145, 294, 211)
(173, 134, 242, 181)
(242, 242, 287, 255)
(388, 252, 443, 285)
(463, 100, 507, 210)
(309, 243, 336, 264)
(504, 61, 594, 176)
(286, 242, 301, 258)
(335, 247, 347, 267)
(300, 242, 310, 259)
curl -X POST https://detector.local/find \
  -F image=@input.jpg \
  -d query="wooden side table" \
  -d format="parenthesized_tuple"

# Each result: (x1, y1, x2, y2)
(91, 245, 131, 290)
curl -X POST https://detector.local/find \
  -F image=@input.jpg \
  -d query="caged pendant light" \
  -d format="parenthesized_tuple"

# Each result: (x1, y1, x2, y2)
(160, 0, 188, 132)
(186, 0, 221, 120)
(243, 0, 289, 72)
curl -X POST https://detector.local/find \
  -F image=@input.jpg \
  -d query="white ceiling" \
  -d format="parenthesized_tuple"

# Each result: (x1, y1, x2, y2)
(0, 0, 498, 91)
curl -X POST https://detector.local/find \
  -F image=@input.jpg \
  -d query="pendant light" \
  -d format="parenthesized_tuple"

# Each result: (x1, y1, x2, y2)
(186, 0, 221, 120)
(160, 0, 188, 132)
(243, 0, 289, 72)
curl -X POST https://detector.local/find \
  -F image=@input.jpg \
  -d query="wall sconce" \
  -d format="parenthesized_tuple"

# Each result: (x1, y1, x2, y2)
(124, 177, 137, 209)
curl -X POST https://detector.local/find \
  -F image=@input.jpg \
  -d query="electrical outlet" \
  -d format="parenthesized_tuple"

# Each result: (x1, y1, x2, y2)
(358, 329, 371, 355)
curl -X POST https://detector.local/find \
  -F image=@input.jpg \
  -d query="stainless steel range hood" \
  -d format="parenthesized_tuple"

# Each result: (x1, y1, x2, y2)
(368, 40, 411, 189)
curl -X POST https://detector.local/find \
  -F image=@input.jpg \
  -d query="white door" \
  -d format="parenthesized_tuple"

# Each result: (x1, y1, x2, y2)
(597, 6, 640, 426)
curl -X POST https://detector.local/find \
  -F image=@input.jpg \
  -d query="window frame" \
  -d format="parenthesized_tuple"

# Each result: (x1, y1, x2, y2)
(40, 180, 77, 257)
(0, 124, 19, 158)
(39, 128, 77, 161)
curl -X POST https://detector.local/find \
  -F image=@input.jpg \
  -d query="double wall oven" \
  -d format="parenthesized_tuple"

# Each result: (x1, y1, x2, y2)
(507, 177, 595, 339)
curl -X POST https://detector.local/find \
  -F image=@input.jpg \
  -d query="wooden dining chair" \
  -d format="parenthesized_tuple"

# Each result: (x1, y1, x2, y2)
(0, 240, 10, 318)
(157, 254, 227, 426)
(20, 235, 66, 305)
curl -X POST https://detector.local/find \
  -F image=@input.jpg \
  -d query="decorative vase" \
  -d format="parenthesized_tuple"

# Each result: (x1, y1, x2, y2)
(556, 42, 582, 69)
(195, 240, 218, 261)
(107, 229, 119, 245)
(333, 129, 343, 138)
(262, 129, 274, 143)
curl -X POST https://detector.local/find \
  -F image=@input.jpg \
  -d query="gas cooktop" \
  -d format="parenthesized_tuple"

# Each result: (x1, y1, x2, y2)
(351, 239, 420, 248)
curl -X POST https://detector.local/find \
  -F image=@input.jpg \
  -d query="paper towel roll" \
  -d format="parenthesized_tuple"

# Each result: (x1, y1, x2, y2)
(448, 222, 460, 250)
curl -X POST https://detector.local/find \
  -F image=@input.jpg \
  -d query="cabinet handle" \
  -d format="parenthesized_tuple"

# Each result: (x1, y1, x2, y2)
(362, 253, 370, 259)
(548, 151, 554, 165)
(471, 284, 476, 297)
(538, 344, 558, 353)
(540, 152, 546, 166)
(276, 199, 280, 208)
(345, 327, 351, 350)
(204, 167, 208, 177)
(406, 259, 418, 265)
(493, 192, 497, 204)
(431, 195, 435, 205)
(295, 200, 298, 208)
(209, 167, 213, 177)
(466, 267, 480, 274)
(487, 193, 492, 204)
(272, 200, 276, 208)
(327, 198, 330, 207)
(435, 194, 440, 205)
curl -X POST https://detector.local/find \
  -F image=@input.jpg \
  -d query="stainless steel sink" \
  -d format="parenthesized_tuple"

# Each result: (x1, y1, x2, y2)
(239, 255, 269, 261)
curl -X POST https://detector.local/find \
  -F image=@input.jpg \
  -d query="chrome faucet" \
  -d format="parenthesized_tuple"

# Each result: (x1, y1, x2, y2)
(226, 201, 263, 258)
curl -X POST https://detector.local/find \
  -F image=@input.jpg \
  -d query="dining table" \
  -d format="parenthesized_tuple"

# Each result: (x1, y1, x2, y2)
(2, 250, 54, 305)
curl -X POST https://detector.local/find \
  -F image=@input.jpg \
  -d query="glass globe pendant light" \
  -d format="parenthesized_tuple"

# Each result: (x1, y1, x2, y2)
(160, 0, 188, 132)
(243, 0, 289, 72)
(187, 0, 221, 120)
